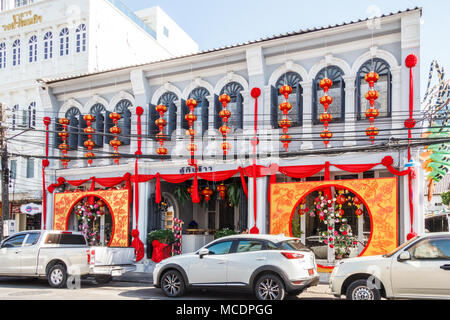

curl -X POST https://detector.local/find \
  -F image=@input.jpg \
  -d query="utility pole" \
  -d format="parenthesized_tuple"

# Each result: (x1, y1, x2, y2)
(0, 103, 9, 241)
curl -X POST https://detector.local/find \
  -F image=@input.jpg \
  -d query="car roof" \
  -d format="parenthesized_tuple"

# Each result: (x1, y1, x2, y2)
(422, 232, 450, 238)
(217, 234, 297, 243)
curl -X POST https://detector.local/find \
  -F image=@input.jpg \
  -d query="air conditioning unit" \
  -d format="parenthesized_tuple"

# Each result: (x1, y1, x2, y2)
(3, 220, 17, 237)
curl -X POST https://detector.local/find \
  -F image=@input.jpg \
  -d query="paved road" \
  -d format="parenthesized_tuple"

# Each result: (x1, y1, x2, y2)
(0, 277, 336, 300)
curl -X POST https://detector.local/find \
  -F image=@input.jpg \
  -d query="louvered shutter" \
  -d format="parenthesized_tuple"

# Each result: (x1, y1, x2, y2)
(214, 94, 221, 130)
(181, 99, 189, 130)
(296, 83, 303, 127)
(104, 111, 113, 145)
(201, 98, 209, 135)
(53, 117, 62, 150)
(120, 109, 131, 146)
(236, 93, 243, 130)
(68, 116, 79, 150)
(312, 80, 318, 125)
(271, 86, 278, 128)
(78, 114, 87, 147)
(149, 103, 159, 139)
(168, 102, 177, 138)
(93, 113, 104, 148)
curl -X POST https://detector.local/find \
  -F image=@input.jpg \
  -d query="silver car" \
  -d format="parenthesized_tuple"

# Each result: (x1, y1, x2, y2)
(330, 233, 450, 300)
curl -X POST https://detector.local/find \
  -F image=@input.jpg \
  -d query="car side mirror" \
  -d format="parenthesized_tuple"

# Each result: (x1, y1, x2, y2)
(398, 251, 411, 262)
(199, 248, 209, 259)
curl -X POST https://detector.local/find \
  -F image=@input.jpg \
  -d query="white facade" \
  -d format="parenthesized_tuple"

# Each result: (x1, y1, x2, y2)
(38, 8, 424, 253)
(0, 0, 198, 216)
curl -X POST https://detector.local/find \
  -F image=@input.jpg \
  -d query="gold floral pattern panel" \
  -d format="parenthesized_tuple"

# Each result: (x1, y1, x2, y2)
(270, 178, 398, 257)
(53, 189, 130, 247)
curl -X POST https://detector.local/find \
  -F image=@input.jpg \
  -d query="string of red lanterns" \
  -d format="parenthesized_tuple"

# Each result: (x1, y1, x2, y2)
(364, 71, 380, 144)
(58, 118, 70, 168)
(279, 85, 293, 152)
(155, 104, 168, 157)
(218, 94, 232, 156)
(83, 114, 96, 165)
(185, 98, 198, 167)
(109, 112, 122, 165)
(319, 77, 333, 146)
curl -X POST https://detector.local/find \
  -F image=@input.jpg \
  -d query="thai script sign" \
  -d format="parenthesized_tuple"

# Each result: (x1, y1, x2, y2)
(2, 11, 43, 31)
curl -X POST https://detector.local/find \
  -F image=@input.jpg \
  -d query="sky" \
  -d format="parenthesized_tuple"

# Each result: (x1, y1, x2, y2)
(122, 0, 450, 94)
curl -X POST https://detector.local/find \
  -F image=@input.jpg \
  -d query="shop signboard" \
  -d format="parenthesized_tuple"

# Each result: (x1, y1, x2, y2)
(20, 203, 42, 216)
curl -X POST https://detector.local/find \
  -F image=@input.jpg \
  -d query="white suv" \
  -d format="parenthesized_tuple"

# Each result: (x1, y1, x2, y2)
(153, 234, 319, 300)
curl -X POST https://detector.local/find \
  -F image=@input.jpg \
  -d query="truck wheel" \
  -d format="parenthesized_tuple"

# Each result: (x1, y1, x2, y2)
(160, 270, 186, 298)
(254, 274, 286, 301)
(94, 275, 112, 284)
(346, 279, 381, 300)
(47, 264, 68, 288)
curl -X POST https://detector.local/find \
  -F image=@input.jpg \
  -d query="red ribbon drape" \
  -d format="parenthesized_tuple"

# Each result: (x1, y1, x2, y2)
(42, 117, 51, 230)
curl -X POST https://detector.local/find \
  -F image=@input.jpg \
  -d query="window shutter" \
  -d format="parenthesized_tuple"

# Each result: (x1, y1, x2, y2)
(68, 116, 79, 150)
(168, 102, 177, 138)
(149, 103, 159, 139)
(296, 83, 303, 127)
(214, 95, 221, 130)
(271, 86, 278, 128)
(54, 117, 63, 150)
(93, 113, 104, 148)
(201, 98, 209, 135)
(119, 109, 131, 146)
(78, 114, 87, 148)
(104, 111, 113, 145)
(181, 99, 189, 130)
(236, 93, 243, 130)
(312, 80, 318, 125)
(22, 109, 27, 126)
(26, 158, 35, 179)
(341, 81, 346, 121)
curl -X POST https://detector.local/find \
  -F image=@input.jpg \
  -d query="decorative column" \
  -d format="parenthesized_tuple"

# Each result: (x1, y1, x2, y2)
(300, 81, 314, 150)
(343, 76, 357, 147)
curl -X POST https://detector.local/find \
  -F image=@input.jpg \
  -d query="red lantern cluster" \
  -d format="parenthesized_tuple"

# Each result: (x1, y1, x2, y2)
(58, 118, 70, 168)
(109, 112, 122, 165)
(219, 94, 232, 156)
(278, 85, 293, 152)
(319, 78, 333, 146)
(364, 71, 380, 144)
(298, 197, 308, 217)
(83, 114, 96, 165)
(353, 196, 364, 218)
(155, 104, 168, 158)
(185, 99, 198, 166)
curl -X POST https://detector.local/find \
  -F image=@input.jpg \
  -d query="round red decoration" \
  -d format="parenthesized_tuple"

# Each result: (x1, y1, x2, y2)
(319, 78, 333, 92)
(42, 159, 50, 168)
(251, 88, 261, 98)
(217, 184, 227, 200)
(405, 54, 418, 69)
(201, 187, 214, 203)
(135, 106, 144, 116)
(355, 208, 363, 217)
(336, 194, 347, 205)
(404, 118, 416, 129)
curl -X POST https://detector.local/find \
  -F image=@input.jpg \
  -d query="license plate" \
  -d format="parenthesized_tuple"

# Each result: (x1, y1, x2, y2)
(308, 269, 315, 276)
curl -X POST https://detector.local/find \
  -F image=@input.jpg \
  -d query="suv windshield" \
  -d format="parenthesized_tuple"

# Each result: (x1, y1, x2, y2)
(383, 236, 419, 258)
(279, 239, 311, 252)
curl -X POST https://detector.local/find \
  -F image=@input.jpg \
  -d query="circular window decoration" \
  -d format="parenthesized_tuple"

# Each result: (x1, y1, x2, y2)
(291, 188, 372, 260)
(68, 196, 114, 246)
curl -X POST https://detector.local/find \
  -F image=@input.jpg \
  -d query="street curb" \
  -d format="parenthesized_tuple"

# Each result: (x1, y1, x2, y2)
(113, 272, 153, 284)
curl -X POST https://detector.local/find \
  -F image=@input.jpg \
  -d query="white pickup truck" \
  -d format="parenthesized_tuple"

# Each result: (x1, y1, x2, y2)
(0, 230, 136, 288)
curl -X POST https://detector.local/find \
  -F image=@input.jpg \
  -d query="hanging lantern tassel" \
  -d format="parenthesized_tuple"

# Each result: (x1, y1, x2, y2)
(319, 78, 333, 147)
(185, 99, 198, 167)
(278, 85, 293, 152)
(365, 72, 380, 144)
(109, 112, 122, 164)
(58, 118, 70, 168)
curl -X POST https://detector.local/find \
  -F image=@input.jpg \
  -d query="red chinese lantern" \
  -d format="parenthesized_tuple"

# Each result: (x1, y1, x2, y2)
(201, 187, 214, 203)
(156, 147, 168, 156)
(353, 196, 363, 206)
(155, 104, 168, 161)
(109, 112, 122, 165)
(355, 208, 364, 218)
(319, 78, 333, 146)
(364, 71, 380, 144)
(336, 194, 347, 206)
(217, 184, 227, 200)
(58, 118, 70, 168)
(83, 114, 96, 165)
(218, 94, 231, 156)
(278, 85, 293, 152)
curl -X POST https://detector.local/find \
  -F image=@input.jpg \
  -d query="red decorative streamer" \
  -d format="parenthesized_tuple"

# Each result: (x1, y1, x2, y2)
(133, 106, 145, 250)
(250, 88, 261, 234)
(42, 117, 51, 230)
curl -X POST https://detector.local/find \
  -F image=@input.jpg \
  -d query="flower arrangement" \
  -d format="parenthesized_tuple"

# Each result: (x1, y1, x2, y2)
(75, 199, 106, 246)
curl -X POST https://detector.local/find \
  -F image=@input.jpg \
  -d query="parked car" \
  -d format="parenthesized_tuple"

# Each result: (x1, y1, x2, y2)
(329, 232, 450, 300)
(153, 234, 319, 300)
(0, 230, 136, 288)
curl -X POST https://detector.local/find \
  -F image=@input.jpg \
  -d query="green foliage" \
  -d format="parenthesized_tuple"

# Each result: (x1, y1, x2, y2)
(147, 229, 175, 245)
(291, 216, 304, 238)
(442, 191, 450, 206)
(227, 183, 241, 207)
(214, 228, 238, 240)
(173, 185, 190, 207)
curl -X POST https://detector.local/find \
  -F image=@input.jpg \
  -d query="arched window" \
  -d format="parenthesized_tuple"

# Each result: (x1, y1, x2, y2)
(89, 103, 106, 148)
(44, 32, 53, 60)
(158, 92, 178, 138)
(12, 39, 20, 66)
(28, 102, 36, 127)
(59, 28, 69, 56)
(356, 58, 392, 119)
(12, 105, 19, 130)
(28, 35, 37, 63)
(76, 24, 87, 53)
(313, 66, 346, 124)
(0, 43, 6, 69)
(188, 87, 210, 135)
(113, 99, 132, 146)
(271, 72, 303, 128)
(219, 82, 244, 130)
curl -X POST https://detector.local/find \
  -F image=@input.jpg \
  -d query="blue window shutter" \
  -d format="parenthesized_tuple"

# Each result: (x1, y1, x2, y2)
(201, 98, 209, 135)
(54, 117, 63, 150)
(312, 80, 318, 125)
(271, 86, 278, 128)
(149, 103, 158, 139)
(296, 83, 303, 127)
(168, 102, 177, 138)
(93, 113, 104, 148)
(104, 111, 113, 145)
(214, 95, 221, 130)
(236, 93, 243, 130)
(181, 99, 189, 130)
(78, 114, 87, 148)
(119, 109, 131, 146)
(68, 116, 79, 150)
(341, 80, 346, 121)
